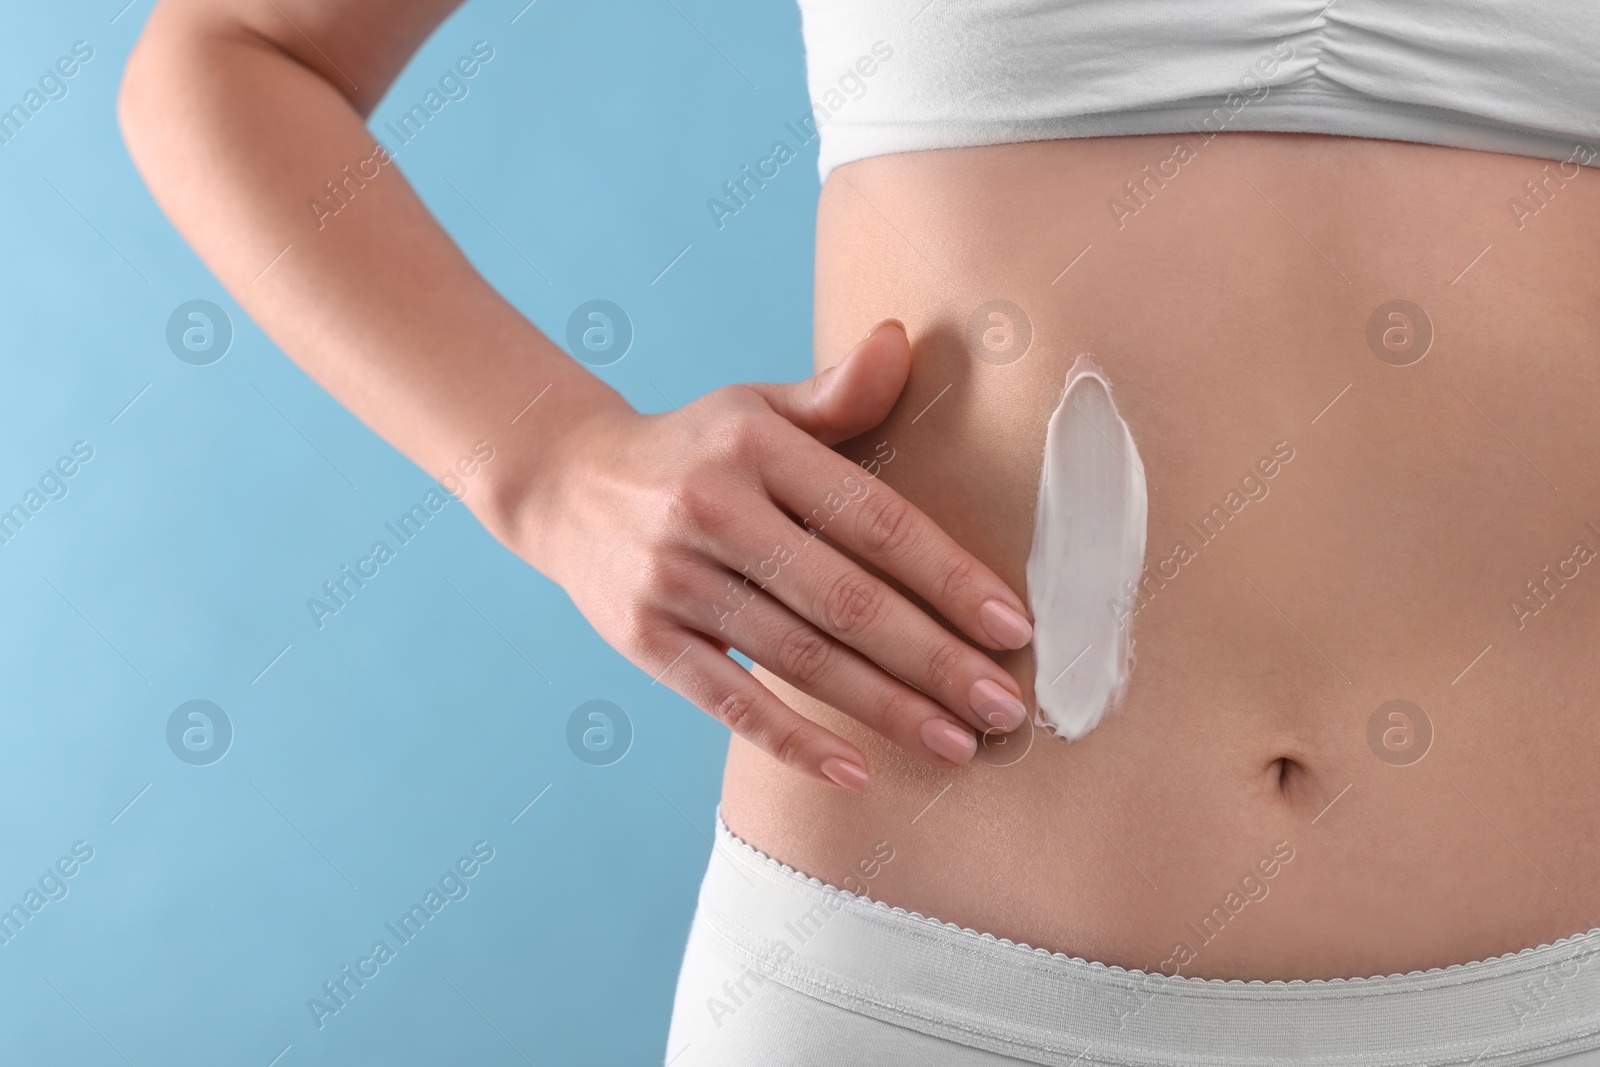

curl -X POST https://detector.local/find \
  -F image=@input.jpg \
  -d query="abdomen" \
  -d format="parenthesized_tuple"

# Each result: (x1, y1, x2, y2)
(721, 131, 1600, 980)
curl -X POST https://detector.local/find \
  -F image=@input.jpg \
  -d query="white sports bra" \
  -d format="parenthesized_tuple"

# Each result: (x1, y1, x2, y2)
(795, 0, 1600, 180)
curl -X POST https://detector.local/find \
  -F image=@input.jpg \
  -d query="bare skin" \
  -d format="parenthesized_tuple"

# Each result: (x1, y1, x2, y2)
(121, 1, 1600, 984)
(118, 0, 1033, 795)
(724, 132, 1600, 980)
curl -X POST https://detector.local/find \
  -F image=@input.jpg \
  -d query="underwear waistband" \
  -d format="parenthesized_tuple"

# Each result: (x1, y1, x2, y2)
(700, 809, 1600, 1067)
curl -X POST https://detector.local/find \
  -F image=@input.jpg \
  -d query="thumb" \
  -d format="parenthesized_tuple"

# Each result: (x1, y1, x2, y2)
(749, 319, 911, 446)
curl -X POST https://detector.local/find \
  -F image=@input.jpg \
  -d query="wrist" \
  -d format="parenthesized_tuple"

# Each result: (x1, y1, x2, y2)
(474, 376, 635, 566)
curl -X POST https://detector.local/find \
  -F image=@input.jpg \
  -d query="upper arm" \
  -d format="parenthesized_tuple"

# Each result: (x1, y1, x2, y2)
(128, 0, 469, 117)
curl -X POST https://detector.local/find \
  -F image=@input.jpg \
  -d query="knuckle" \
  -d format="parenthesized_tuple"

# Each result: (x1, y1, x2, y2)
(707, 382, 759, 411)
(663, 478, 736, 537)
(708, 410, 773, 465)
(615, 611, 678, 669)
(821, 570, 884, 635)
(636, 551, 699, 603)
(937, 553, 979, 607)
(713, 687, 762, 735)
(774, 625, 833, 687)
(876, 689, 925, 732)
(859, 492, 917, 555)
(770, 721, 809, 770)
(925, 639, 967, 689)
(612, 611, 656, 659)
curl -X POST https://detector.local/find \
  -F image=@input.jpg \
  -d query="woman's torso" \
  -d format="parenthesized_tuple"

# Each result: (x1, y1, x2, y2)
(721, 130, 1600, 981)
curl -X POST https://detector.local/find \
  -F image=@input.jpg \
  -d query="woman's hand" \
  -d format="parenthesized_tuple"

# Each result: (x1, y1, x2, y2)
(513, 321, 1034, 790)
(119, 0, 1028, 793)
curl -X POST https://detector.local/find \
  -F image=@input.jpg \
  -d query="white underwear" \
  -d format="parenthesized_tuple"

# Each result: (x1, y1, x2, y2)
(666, 810, 1600, 1066)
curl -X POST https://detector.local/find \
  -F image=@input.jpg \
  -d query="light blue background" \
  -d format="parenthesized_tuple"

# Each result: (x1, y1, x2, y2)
(0, 1, 818, 1063)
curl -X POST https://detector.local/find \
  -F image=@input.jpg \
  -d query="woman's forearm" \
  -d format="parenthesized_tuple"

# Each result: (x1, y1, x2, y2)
(119, 0, 1037, 786)
(117, 3, 625, 547)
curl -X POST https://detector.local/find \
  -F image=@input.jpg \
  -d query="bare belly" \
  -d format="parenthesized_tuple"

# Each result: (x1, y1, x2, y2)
(720, 131, 1600, 981)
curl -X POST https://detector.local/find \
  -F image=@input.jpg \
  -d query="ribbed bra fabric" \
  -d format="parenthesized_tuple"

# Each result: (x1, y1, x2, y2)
(794, 0, 1600, 181)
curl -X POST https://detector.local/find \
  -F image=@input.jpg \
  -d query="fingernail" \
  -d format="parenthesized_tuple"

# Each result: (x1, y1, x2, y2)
(979, 599, 1033, 650)
(820, 757, 870, 791)
(861, 317, 906, 342)
(970, 679, 1026, 731)
(920, 719, 977, 764)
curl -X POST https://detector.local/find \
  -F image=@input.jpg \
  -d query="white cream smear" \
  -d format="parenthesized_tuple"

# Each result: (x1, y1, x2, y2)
(1025, 354, 1149, 740)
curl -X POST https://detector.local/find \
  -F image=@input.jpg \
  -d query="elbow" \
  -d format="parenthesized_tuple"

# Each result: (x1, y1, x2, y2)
(116, 9, 181, 173)
(118, 3, 230, 180)
(115, 45, 150, 160)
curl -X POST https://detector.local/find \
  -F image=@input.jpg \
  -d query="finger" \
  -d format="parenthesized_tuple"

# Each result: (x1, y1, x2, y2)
(745, 319, 910, 446)
(710, 581, 980, 766)
(660, 632, 873, 791)
(711, 508, 1029, 734)
(762, 431, 1035, 654)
